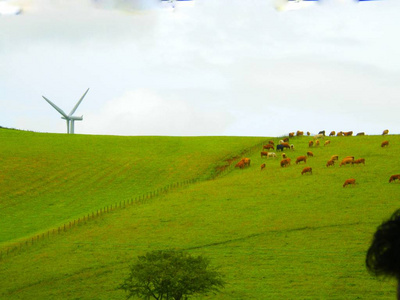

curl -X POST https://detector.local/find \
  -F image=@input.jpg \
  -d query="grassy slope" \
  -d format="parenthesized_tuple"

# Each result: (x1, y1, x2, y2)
(0, 129, 266, 246)
(1, 131, 399, 299)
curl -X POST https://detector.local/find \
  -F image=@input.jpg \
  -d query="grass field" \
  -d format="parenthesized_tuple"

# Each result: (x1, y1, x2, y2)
(1, 129, 399, 299)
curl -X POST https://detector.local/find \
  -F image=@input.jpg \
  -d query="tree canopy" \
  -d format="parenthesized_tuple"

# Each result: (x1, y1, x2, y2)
(119, 250, 225, 300)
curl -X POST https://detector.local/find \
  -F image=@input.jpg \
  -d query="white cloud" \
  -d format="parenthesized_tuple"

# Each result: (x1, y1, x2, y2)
(81, 89, 234, 136)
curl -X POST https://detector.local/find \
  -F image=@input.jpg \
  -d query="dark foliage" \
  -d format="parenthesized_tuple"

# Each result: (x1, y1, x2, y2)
(366, 209, 400, 279)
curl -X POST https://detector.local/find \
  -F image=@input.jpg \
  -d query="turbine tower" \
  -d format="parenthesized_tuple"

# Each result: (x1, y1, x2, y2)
(42, 88, 89, 134)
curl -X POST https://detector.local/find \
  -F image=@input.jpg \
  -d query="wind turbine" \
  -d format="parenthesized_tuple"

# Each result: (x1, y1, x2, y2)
(42, 88, 89, 134)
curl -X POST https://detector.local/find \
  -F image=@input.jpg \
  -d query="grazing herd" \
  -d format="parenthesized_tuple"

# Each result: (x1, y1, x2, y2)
(235, 129, 397, 187)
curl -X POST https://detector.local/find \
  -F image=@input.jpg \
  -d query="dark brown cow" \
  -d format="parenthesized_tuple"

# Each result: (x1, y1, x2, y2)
(329, 131, 336, 136)
(261, 151, 269, 158)
(283, 137, 289, 143)
(326, 160, 335, 167)
(382, 129, 389, 135)
(356, 132, 365, 136)
(261, 163, 266, 171)
(381, 140, 389, 147)
(289, 132, 295, 138)
(343, 178, 356, 187)
(389, 174, 400, 183)
(263, 144, 274, 151)
(296, 156, 307, 164)
(301, 167, 312, 175)
(343, 131, 353, 136)
(353, 158, 365, 165)
(268, 140, 275, 146)
(280, 158, 291, 167)
(308, 140, 314, 147)
(340, 158, 354, 167)
(281, 153, 287, 159)
(235, 160, 245, 169)
(307, 151, 313, 157)
(281, 142, 291, 149)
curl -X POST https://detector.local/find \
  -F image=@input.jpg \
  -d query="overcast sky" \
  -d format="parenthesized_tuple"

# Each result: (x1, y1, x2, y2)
(1, 0, 399, 136)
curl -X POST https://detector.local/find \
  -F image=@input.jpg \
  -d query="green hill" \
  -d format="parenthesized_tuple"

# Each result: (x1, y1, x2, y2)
(0, 129, 399, 299)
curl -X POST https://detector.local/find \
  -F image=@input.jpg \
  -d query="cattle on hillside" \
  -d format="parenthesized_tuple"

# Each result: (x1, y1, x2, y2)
(277, 144, 285, 152)
(263, 144, 274, 151)
(381, 140, 389, 147)
(340, 158, 354, 167)
(382, 129, 389, 135)
(280, 158, 291, 167)
(261, 163, 266, 171)
(318, 130, 326, 136)
(326, 160, 335, 167)
(296, 130, 304, 136)
(295, 156, 307, 164)
(356, 132, 365, 136)
(337, 131, 343, 136)
(308, 140, 314, 147)
(343, 131, 353, 136)
(307, 151, 313, 157)
(389, 174, 400, 183)
(301, 167, 312, 175)
(353, 158, 365, 165)
(324, 140, 330, 146)
(329, 131, 336, 136)
(343, 178, 356, 187)
(331, 155, 339, 161)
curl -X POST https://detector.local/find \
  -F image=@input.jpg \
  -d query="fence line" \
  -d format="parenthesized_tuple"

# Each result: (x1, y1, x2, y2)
(0, 139, 268, 260)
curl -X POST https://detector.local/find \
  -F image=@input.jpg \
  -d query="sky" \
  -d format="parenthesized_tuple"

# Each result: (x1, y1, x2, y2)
(1, 0, 400, 137)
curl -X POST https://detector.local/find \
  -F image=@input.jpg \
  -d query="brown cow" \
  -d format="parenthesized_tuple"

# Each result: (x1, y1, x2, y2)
(381, 140, 389, 147)
(281, 142, 291, 149)
(235, 160, 245, 169)
(296, 130, 304, 136)
(340, 158, 354, 167)
(331, 155, 339, 161)
(382, 129, 389, 135)
(344, 156, 354, 160)
(308, 140, 314, 147)
(343, 178, 356, 187)
(282, 153, 287, 159)
(356, 132, 365, 136)
(261, 163, 266, 171)
(280, 158, 291, 167)
(296, 156, 307, 164)
(263, 144, 274, 151)
(289, 132, 295, 138)
(324, 140, 331, 146)
(307, 131, 310, 136)
(242, 158, 251, 167)
(353, 158, 365, 165)
(268, 140, 275, 146)
(326, 160, 335, 167)
(337, 131, 343, 136)
(329, 131, 336, 136)
(315, 140, 320, 147)
(283, 137, 289, 143)
(307, 151, 314, 157)
(261, 151, 269, 158)
(301, 167, 312, 175)
(389, 174, 400, 183)
(343, 131, 353, 136)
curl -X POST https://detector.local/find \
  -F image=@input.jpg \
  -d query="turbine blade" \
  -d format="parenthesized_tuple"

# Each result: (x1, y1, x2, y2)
(69, 88, 89, 116)
(42, 96, 69, 118)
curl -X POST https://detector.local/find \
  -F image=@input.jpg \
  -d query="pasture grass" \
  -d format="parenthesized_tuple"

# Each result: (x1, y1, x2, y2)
(1, 131, 399, 299)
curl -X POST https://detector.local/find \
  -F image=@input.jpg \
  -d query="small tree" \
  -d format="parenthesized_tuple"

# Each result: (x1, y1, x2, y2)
(119, 250, 225, 300)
